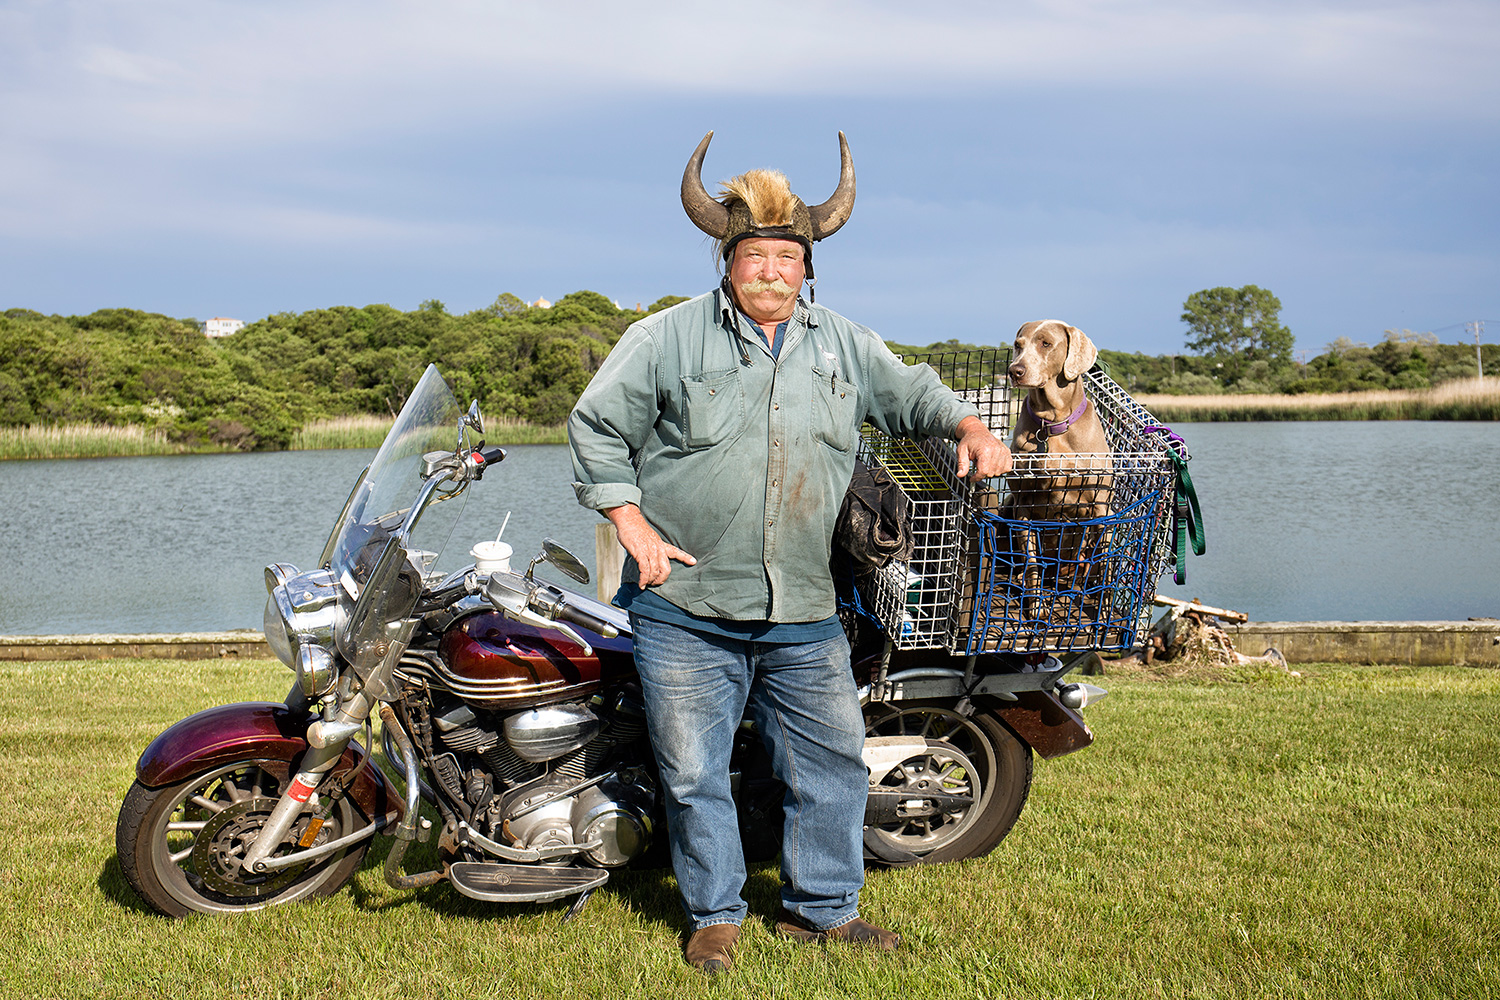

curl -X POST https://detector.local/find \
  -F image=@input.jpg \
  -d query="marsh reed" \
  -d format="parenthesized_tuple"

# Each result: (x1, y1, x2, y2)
(0, 422, 195, 460)
(1135, 378, 1500, 421)
(288, 415, 393, 451)
(290, 414, 566, 451)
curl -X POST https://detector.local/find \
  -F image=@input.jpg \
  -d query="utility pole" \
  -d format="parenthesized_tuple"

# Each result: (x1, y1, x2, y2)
(1468, 320, 1485, 382)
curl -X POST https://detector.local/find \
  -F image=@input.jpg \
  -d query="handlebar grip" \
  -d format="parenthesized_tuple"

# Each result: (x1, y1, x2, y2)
(554, 602, 619, 639)
(477, 445, 506, 465)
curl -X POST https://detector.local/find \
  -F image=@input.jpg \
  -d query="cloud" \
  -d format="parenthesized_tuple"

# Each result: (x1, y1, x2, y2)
(5, 1, 1498, 153)
(2, 1, 1495, 338)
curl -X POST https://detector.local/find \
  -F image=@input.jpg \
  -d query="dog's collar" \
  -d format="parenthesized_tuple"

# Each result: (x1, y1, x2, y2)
(1025, 393, 1090, 438)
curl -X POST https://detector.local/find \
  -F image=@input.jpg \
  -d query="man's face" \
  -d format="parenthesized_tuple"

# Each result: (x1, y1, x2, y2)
(729, 237, 805, 326)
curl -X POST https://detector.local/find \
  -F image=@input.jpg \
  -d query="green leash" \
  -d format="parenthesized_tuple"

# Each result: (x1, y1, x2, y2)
(1146, 425, 1205, 584)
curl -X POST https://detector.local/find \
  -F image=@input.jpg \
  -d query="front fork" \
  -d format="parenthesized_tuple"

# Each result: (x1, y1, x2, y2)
(240, 689, 377, 875)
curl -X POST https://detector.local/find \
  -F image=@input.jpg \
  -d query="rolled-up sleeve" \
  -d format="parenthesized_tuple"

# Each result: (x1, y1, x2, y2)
(862, 338, 979, 439)
(568, 325, 660, 512)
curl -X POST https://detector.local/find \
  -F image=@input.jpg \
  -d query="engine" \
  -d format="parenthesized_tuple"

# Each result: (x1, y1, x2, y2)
(421, 689, 657, 868)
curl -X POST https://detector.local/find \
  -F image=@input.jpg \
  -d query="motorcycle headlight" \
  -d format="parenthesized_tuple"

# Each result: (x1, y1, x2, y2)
(263, 594, 295, 668)
(262, 565, 340, 696)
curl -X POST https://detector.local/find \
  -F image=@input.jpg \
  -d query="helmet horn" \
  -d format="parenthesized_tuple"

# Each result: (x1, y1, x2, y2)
(681, 131, 730, 238)
(806, 131, 856, 240)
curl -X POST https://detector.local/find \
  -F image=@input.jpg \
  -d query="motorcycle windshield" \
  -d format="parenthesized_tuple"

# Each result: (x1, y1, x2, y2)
(327, 364, 470, 605)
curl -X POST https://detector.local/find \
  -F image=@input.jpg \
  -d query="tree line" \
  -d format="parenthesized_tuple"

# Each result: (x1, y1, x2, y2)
(2, 285, 1493, 451)
(0, 291, 684, 451)
(1097, 285, 1494, 396)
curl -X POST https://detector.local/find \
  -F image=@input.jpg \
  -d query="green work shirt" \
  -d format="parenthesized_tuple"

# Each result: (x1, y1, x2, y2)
(568, 288, 979, 623)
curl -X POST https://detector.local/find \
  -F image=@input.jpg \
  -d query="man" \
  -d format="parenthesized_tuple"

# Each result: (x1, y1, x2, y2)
(568, 131, 1010, 974)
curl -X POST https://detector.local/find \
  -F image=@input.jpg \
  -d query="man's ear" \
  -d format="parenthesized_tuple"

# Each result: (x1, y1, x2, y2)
(1063, 325, 1097, 381)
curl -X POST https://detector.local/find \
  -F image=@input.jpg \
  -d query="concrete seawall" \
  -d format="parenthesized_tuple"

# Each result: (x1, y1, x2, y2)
(1226, 620, 1499, 667)
(2, 622, 1498, 665)
(0, 631, 271, 661)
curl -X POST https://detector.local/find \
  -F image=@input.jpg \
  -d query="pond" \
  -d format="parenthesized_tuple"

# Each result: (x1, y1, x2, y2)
(1, 422, 1496, 635)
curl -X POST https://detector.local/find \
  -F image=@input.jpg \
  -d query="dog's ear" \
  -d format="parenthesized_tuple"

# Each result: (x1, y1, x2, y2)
(1063, 325, 1097, 380)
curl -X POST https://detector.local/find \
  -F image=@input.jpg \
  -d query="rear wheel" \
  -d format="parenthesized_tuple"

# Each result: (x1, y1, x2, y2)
(117, 759, 370, 917)
(862, 701, 1032, 864)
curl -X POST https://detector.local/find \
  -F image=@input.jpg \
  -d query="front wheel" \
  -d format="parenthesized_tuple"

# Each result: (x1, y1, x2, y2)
(863, 701, 1033, 864)
(116, 759, 370, 917)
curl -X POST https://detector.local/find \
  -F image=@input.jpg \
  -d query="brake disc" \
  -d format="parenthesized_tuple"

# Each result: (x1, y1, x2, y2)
(191, 796, 324, 897)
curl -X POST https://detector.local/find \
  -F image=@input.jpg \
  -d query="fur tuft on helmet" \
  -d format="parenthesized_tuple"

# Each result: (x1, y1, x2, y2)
(716, 170, 814, 259)
(719, 170, 803, 230)
(681, 131, 855, 269)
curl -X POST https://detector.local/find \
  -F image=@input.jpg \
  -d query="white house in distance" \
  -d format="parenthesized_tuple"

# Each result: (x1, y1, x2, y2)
(202, 317, 245, 337)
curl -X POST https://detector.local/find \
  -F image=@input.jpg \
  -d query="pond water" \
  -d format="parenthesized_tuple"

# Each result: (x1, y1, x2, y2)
(1152, 420, 1499, 621)
(1, 422, 1496, 635)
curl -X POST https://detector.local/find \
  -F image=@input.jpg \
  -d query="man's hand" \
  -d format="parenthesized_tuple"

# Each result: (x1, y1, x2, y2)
(953, 415, 1012, 480)
(606, 504, 697, 587)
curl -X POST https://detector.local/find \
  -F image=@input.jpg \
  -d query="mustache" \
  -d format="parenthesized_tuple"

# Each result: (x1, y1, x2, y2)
(739, 278, 797, 297)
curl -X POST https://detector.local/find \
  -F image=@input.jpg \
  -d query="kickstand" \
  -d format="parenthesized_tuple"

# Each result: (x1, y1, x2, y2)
(561, 887, 595, 924)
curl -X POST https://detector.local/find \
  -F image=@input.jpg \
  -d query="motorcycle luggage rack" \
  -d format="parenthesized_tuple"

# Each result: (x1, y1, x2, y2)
(853, 349, 1182, 656)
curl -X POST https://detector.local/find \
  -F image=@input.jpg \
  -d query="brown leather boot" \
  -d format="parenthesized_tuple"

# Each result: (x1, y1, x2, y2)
(683, 923, 740, 974)
(775, 910, 901, 950)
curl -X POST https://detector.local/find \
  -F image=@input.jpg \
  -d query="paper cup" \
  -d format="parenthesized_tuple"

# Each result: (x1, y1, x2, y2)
(471, 540, 513, 574)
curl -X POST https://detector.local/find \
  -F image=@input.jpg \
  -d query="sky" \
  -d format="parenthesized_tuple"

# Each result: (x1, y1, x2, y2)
(2, 0, 1497, 357)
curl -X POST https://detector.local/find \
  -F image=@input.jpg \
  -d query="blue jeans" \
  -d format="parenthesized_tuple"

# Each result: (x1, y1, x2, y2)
(629, 615, 868, 932)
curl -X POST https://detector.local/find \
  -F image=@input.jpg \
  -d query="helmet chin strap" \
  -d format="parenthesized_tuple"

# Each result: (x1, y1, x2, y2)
(720, 275, 752, 365)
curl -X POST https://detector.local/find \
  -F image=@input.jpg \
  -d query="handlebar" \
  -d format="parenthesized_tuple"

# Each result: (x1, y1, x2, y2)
(552, 601, 619, 640)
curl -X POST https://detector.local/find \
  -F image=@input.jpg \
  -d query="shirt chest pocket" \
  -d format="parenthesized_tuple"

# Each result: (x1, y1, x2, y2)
(811, 366, 860, 452)
(681, 367, 746, 450)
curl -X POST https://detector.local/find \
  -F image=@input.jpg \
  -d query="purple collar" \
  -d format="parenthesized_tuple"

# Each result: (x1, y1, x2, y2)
(1025, 393, 1090, 437)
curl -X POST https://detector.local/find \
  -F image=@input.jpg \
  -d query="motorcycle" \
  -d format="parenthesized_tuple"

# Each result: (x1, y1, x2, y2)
(116, 364, 1105, 918)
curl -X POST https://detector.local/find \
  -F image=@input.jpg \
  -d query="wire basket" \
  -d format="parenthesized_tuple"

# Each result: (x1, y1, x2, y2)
(853, 349, 1182, 654)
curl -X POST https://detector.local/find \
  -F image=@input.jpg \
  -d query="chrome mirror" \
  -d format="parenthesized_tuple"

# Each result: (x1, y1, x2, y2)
(527, 538, 590, 585)
(463, 400, 484, 436)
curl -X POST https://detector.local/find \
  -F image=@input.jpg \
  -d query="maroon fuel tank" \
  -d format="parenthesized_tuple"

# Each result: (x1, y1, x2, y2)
(135, 702, 399, 821)
(436, 610, 637, 709)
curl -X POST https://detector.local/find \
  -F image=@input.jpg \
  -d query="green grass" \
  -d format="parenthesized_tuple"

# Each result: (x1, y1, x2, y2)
(1, 656, 1495, 999)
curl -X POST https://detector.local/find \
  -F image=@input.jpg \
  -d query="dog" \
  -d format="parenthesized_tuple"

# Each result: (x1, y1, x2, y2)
(1001, 320, 1115, 631)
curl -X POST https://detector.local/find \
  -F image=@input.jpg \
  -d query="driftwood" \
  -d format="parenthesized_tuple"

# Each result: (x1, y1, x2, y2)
(1151, 595, 1248, 624)
(1104, 597, 1295, 676)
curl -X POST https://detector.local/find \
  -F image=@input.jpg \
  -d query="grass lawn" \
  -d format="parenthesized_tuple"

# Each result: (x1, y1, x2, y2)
(1, 656, 1494, 1000)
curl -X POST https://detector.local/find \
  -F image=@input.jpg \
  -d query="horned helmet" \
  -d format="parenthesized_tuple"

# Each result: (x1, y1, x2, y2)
(680, 131, 856, 279)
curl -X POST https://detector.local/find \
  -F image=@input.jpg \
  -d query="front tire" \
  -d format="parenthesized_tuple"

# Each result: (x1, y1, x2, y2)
(862, 701, 1032, 864)
(116, 759, 370, 917)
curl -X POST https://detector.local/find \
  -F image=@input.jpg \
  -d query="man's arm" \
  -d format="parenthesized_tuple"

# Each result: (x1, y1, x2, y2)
(568, 324, 697, 586)
(568, 327, 660, 513)
(854, 331, 1011, 478)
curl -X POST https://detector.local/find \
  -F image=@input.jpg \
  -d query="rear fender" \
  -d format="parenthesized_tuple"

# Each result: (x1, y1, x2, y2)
(987, 691, 1093, 759)
(135, 701, 401, 822)
(854, 656, 1096, 760)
